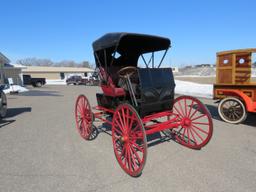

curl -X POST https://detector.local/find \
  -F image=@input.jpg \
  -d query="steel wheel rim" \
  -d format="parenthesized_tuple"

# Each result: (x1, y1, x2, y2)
(75, 95, 93, 140)
(220, 99, 244, 122)
(112, 104, 147, 177)
(171, 96, 213, 149)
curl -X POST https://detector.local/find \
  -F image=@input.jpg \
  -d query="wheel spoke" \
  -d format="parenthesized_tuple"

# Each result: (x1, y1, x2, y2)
(192, 121, 209, 125)
(117, 112, 125, 132)
(184, 98, 188, 116)
(190, 105, 201, 119)
(189, 128, 198, 145)
(191, 114, 206, 121)
(190, 126, 204, 142)
(178, 100, 185, 117)
(114, 120, 124, 134)
(173, 105, 184, 118)
(187, 100, 194, 117)
(130, 141, 144, 152)
(192, 124, 208, 134)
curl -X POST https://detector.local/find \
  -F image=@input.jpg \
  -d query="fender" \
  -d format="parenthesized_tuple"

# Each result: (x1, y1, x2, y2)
(221, 89, 255, 112)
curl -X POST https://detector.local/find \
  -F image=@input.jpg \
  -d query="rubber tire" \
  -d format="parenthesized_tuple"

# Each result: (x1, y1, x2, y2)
(36, 82, 42, 87)
(218, 97, 247, 124)
(0, 91, 7, 118)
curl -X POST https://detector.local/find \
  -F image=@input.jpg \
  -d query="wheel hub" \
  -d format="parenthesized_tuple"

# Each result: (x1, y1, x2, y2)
(182, 118, 192, 128)
(120, 135, 128, 143)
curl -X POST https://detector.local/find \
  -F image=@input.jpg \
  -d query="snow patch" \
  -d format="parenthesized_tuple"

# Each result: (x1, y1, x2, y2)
(175, 80, 213, 99)
(3, 85, 29, 94)
(46, 79, 66, 85)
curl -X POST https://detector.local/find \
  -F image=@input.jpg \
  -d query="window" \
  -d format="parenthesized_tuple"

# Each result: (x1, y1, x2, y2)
(60, 72, 65, 80)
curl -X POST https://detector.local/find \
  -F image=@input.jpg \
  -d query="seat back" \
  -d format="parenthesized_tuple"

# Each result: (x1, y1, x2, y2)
(99, 67, 125, 97)
(138, 68, 175, 116)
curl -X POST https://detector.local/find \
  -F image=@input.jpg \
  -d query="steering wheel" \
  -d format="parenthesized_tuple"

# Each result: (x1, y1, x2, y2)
(117, 66, 137, 78)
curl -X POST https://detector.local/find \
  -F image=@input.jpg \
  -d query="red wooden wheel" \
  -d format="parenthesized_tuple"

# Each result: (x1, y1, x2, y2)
(112, 104, 147, 177)
(75, 95, 93, 140)
(171, 96, 213, 149)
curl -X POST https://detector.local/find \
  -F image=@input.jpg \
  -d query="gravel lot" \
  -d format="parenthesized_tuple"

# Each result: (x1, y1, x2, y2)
(0, 85, 255, 192)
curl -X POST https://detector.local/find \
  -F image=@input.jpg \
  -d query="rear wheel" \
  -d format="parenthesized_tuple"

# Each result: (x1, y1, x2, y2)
(218, 97, 247, 124)
(112, 104, 147, 177)
(75, 95, 93, 140)
(36, 81, 42, 87)
(171, 96, 213, 149)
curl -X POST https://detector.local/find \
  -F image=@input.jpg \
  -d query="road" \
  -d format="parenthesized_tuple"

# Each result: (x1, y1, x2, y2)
(0, 85, 255, 192)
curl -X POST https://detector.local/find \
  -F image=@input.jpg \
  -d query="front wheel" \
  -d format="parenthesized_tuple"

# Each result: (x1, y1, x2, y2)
(112, 104, 147, 177)
(218, 97, 247, 124)
(171, 96, 213, 149)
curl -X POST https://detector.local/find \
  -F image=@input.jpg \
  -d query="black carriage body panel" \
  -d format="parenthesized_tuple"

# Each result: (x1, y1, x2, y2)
(138, 68, 175, 116)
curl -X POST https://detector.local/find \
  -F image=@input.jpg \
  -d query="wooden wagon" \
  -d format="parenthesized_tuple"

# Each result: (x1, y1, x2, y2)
(214, 48, 256, 123)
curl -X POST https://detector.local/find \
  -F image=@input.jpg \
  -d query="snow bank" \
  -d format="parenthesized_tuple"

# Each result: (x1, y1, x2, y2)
(44, 79, 213, 99)
(175, 80, 213, 99)
(46, 79, 66, 85)
(3, 85, 29, 94)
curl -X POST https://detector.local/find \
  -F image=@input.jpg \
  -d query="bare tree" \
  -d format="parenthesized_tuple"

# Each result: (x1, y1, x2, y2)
(17, 58, 53, 66)
(17, 58, 93, 68)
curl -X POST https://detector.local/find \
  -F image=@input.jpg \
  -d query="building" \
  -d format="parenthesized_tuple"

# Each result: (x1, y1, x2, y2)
(172, 67, 179, 73)
(4, 63, 26, 85)
(1, 53, 24, 85)
(0, 52, 10, 84)
(22, 66, 94, 80)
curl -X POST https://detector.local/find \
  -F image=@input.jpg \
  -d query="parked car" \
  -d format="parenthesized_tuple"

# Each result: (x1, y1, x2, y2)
(66, 75, 87, 85)
(0, 85, 7, 118)
(86, 74, 100, 86)
(23, 75, 46, 87)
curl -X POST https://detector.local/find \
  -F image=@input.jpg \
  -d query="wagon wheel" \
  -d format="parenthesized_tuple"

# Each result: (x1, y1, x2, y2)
(218, 97, 247, 124)
(112, 104, 147, 177)
(75, 95, 93, 140)
(171, 96, 213, 149)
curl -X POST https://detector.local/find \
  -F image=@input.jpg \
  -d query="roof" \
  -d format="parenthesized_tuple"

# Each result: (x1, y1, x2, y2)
(22, 66, 94, 73)
(4, 63, 27, 69)
(0, 52, 10, 63)
(217, 48, 256, 56)
(92, 32, 171, 53)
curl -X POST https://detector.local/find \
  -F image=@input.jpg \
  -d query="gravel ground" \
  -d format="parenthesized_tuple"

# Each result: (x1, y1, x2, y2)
(0, 85, 255, 192)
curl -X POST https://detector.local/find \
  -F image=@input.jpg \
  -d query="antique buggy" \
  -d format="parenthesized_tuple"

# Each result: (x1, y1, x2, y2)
(214, 49, 256, 124)
(75, 33, 213, 176)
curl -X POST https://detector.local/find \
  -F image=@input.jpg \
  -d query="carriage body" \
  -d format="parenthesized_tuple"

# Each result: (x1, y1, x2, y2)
(75, 33, 213, 176)
(214, 49, 256, 124)
(93, 33, 175, 117)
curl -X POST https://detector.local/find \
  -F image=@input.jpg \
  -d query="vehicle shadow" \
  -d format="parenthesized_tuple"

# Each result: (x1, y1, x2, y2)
(94, 119, 176, 148)
(205, 104, 256, 127)
(5, 107, 32, 118)
(0, 119, 16, 128)
(20, 90, 63, 97)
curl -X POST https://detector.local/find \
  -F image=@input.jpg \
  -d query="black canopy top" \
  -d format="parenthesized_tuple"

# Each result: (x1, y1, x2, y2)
(92, 32, 171, 53)
(92, 32, 171, 68)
